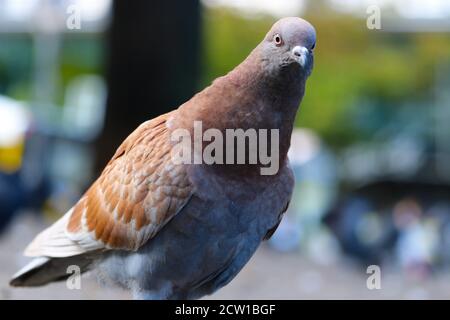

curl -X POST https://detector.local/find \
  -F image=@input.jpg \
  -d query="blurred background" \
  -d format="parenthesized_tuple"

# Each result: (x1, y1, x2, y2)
(1, 0, 450, 299)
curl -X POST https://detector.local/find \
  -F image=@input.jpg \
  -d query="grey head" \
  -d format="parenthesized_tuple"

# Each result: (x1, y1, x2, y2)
(258, 17, 316, 79)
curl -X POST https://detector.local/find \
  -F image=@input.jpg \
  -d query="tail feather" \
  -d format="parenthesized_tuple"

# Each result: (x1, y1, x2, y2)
(10, 255, 93, 287)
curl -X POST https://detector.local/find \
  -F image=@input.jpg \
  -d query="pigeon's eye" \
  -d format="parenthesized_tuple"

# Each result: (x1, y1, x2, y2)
(273, 34, 283, 46)
(310, 42, 316, 50)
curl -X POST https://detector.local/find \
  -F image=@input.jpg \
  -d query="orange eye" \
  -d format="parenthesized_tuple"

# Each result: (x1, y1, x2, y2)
(273, 34, 282, 46)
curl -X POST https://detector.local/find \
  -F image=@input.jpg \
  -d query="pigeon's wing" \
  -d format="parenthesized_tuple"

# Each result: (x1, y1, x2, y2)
(25, 112, 193, 257)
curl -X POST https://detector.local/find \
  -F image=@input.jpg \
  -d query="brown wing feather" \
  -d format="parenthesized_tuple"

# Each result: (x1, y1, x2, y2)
(66, 112, 193, 251)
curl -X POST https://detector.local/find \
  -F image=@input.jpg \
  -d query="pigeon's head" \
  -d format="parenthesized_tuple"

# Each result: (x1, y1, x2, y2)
(260, 17, 316, 78)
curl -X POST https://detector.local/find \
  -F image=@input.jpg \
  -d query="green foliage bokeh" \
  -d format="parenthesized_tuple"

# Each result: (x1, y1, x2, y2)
(201, 8, 450, 148)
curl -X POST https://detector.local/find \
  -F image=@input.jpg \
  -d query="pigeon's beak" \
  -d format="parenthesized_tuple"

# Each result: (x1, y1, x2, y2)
(291, 46, 309, 68)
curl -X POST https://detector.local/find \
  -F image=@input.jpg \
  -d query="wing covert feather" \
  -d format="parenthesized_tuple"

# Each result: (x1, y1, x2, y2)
(65, 112, 193, 252)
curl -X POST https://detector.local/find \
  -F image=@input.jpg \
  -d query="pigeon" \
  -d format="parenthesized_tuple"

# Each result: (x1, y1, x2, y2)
(10, 17, 316, 299)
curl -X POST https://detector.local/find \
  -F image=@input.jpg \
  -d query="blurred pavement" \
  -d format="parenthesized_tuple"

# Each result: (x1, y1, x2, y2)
(2, 213, 450, 300)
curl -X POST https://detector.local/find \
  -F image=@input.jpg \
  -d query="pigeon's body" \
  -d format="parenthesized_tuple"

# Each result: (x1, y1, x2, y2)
(98, 164, 293, 299)
(11, 17, 316, 299)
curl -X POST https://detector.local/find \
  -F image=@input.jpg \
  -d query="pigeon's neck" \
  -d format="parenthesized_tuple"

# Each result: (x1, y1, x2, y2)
(172, 50, 306, 175)
(236, 49, 305, 90)
(230, 49, 306, 113)
(225, 50, 306, 156)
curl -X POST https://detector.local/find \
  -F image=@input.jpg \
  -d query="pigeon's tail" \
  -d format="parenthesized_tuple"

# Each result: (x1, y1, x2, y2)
(10, 255, 93, 287)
